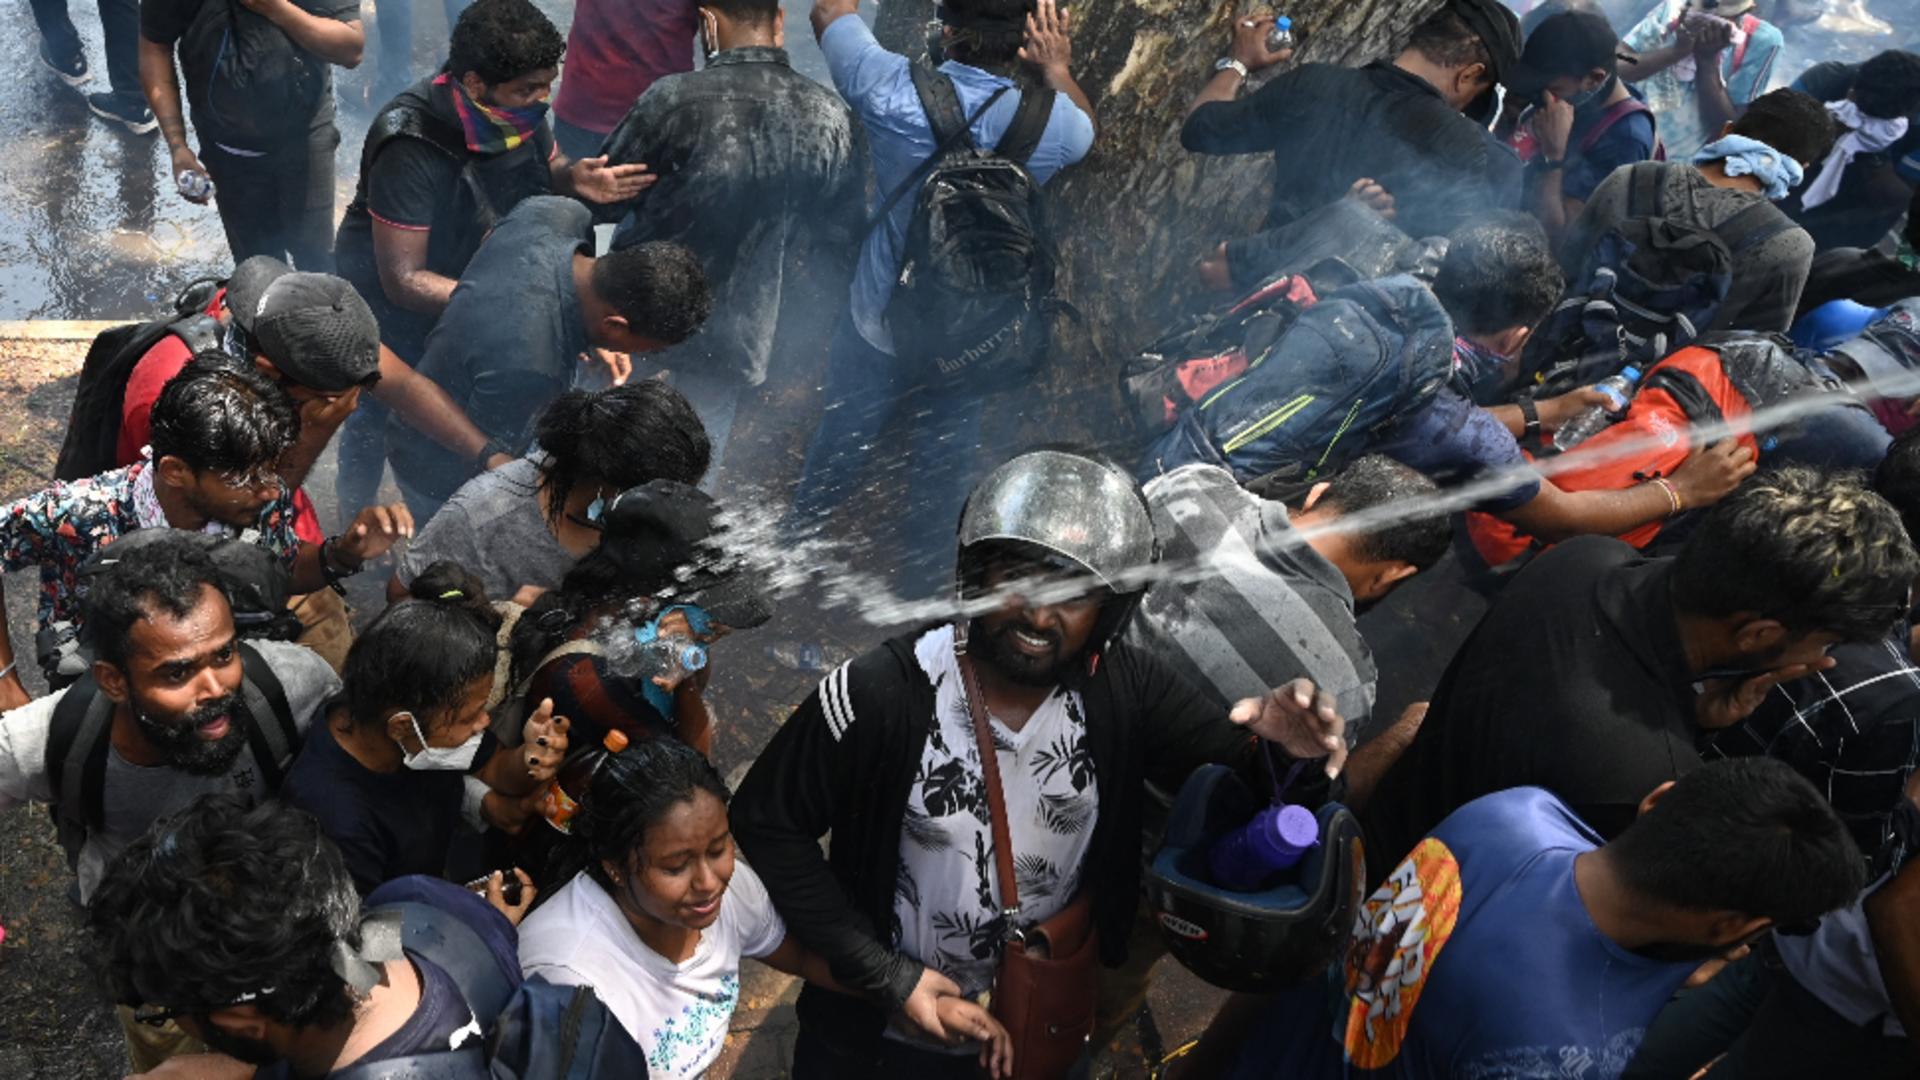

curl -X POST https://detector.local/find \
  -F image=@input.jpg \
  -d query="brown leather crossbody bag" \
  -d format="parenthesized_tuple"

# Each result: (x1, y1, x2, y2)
(957, 651, 1098, 1080)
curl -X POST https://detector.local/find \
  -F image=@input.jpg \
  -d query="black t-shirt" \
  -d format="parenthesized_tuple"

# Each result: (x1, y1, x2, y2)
(387, 196, 594, 502)
(278, 707, 498, 894)
(1361, 537, 1703, 880)
(139, 0, 359, 148)
(336, 78, 559, 358)
(1180, 60, 1520, 240)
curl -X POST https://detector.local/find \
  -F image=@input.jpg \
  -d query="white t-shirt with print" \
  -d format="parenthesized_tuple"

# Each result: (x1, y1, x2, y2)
(517, 859, 786, 1079)
(890, 625, 1100, 1010)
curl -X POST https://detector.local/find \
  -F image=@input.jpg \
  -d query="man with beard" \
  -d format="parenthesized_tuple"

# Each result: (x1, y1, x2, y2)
(0, 533, 338, 1070)
(732, 450, 1354, 1078)
(1361, 466, 1920, 884)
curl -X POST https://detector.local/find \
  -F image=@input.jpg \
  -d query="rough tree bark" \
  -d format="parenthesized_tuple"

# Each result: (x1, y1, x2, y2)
(870, 0, 1447, 439)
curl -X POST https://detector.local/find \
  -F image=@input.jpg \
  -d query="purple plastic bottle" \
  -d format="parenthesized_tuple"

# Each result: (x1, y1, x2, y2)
(1208, 803, 1319, 891)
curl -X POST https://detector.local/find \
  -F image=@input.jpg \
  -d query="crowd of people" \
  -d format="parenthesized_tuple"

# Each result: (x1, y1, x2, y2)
(6, 0, 1920, 1075)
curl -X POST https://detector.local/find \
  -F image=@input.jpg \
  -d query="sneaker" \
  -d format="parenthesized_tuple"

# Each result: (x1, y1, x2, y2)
(87, 92, 158, 135)
(37, 41, 90, 88)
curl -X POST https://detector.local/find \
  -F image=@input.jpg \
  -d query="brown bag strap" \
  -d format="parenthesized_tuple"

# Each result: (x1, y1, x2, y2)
(956, 647, 1022, 929)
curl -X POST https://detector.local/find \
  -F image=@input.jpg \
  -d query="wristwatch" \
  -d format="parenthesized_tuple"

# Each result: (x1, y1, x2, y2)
(1518, 397, 1541, 442)
(1536, 157, 1567, 172)
(1214, 56, 1251, 79)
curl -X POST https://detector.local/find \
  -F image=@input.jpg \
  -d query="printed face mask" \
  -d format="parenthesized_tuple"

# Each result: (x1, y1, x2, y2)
(398, 712, 484, 772)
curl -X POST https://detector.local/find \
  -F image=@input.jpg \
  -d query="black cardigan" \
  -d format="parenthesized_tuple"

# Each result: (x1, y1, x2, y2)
(730, 629, 1290, 1046)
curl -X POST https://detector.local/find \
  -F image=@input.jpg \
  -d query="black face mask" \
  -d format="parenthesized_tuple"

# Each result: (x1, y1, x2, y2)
(135, 690, 254, 777)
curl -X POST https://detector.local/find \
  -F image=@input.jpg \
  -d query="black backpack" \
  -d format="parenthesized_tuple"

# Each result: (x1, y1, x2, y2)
(880, 63, 1059, 383)
(1521, 162, 1798, 398)
(54, 280, 224, 482)
(332, 901, 650, 1079)
(177, 0, 327, 145)
(44, 642, 299, 873)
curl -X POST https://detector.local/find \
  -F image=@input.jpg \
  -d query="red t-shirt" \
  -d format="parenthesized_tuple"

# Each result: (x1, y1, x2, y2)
(119, 289, 326, 546)
(551, 0, 699, 134)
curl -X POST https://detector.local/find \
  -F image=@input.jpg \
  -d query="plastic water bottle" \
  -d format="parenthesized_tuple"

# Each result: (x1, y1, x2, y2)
(538, 729, 630, 833)
(1552, 366, 1643, 451)
(1209, 803, 1319, 891)
(607, 633, 707, 683)
(1265, 14, 1293, 52)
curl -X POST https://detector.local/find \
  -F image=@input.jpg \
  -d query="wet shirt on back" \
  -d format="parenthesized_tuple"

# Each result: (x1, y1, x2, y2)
(1229, 788, 1696, 1079)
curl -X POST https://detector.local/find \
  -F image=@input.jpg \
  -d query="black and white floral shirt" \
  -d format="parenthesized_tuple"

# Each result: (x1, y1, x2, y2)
(889, 625, 1100, 1018)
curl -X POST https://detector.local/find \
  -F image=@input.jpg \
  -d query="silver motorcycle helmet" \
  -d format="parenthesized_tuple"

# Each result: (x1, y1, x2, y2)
(954, 450, 1160, 670)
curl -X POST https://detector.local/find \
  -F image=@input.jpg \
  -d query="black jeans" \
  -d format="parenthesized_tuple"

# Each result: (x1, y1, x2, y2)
(200, 122, 341, 271)
(29, 0, 140, 96)
(792, 1024, 985, 1080)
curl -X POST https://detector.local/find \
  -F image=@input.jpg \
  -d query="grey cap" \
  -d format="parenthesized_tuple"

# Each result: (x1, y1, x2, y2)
(226, 256, 381, 392)
(958, 451, 1158, 594)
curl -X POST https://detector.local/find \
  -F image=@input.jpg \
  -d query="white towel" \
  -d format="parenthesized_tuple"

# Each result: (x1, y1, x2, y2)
(1801, 99, 1910, 210)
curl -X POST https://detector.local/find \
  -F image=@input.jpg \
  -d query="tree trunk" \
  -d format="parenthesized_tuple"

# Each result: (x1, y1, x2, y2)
(871, 0, 1446, 440)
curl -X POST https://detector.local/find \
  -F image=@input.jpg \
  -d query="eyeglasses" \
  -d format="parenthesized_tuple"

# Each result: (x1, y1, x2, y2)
(131, 988, 271, 1027)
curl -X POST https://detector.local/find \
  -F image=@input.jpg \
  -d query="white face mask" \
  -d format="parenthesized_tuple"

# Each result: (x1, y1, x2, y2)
(397, 712, 484, 772)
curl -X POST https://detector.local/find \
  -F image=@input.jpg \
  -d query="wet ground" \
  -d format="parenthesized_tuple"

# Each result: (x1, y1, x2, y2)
(0, 0, 1914, 1074)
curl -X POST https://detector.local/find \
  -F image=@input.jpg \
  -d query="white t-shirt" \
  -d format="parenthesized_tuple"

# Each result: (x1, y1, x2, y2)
(891, 626, 1099, 1008)
(518, 860, 787, 1079)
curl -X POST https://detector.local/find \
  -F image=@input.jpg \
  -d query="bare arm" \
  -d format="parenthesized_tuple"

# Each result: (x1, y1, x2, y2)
(1693, 45, 1738, 135)
(812, 0, 858, 42)
(1499, 438, 1755, 543)
(1340, 702, 1426, 811)
(1485, 391, 1609, 438)
(1183, 15, 1290, 122)
(1867, 860, 1920, 1051)
(239, 0, 362, 67)
(0, 579, 26, 713)
(140, 36, 215, 204)
(367, 346, 512, 466)
(372, 223, 459, 317)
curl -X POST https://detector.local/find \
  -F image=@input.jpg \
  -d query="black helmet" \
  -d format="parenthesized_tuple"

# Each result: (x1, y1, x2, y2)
(1144, 764, 1365, 992)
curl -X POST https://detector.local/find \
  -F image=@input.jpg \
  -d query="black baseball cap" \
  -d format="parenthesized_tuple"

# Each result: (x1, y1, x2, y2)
(226, 257, 381, 393)
(598, 480, 774, 630)
(1509, 10, 1620, 99)
(1445, 0, 1524, 121)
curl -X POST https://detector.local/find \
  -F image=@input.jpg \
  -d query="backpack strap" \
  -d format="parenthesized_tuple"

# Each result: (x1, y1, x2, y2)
(911, 61, 975, 150)
(365, 96, 502, 233)
(509, 638, 607, 706)
(1709, 198, 1795, 255)
(166, 313, 222, 356)
(373, 901, 517, 1025)
(866, 65, 1011, 233)
(325, 1048, 488, 1080)
(237, 643, 300, 792)
(1625, 161, 1667, 219)
(1576, 97, 1653, 158)
(46, 676, 117, 871)
(994, 87, 1059, 166)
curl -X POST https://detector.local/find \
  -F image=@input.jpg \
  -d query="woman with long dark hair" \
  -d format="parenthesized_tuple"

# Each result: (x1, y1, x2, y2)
(517, 738, 1010, 1079)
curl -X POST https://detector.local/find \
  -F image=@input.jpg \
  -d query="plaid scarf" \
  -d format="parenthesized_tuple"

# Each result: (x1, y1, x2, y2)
(439, 73, 546, 155)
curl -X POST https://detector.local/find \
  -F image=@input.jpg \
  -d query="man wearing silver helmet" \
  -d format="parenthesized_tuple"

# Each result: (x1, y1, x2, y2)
(732, 449, 1351, 1080)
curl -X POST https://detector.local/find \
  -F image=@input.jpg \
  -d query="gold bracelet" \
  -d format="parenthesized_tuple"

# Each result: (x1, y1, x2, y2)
(1651, 477, 1682, 517)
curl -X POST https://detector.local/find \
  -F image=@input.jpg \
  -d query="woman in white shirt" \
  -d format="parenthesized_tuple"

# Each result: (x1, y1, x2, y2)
(518, 737, 1010, 1079)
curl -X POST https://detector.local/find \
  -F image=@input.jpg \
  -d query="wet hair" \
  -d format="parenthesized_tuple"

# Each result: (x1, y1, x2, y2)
(1853, 50, 1920, 121)
(703, 0, 779, 23)
(506, 541, 683, 688)
(81, 533, 231, 671)
(943, 0, 1031, 67)
(447, 0, 565, 86)
(88, 795, 362, 1030)
(1671, 466, 1920, 642)
(1728, 89, 1837, 167)
(1407, 8, 1493, 72)
(341, 563, 498, 735)
(551, 739, 731, 894)
(1608, 758, 1864, 927)
(1874, 426, 1920, 541)
(148, 354, 299, 479)
(1300, 455, 1451, 572)
(1432, 212, 1563, 336)
(533, 383, 712, 528)
(589, 242, 712, 347)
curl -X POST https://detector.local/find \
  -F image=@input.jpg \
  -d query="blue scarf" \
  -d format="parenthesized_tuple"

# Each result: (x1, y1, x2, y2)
(1693, 134, 1804, 201)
